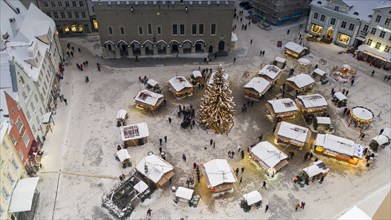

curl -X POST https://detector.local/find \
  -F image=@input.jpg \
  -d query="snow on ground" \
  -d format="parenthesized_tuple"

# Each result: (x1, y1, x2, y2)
(35, 6, 390, 220)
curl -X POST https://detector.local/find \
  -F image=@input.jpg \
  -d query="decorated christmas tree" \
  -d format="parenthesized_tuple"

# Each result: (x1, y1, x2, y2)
(198, 65, 236, 134)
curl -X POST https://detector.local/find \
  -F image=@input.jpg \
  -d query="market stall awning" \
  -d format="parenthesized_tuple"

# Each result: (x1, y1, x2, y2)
(116, 149, 131, 162)
(9, 177, 39, 213)
(175, 187, 194, 200)
(41, 112, 52, 124)
(358, 44, 391, 62)
(372, 135, 390, 145)
(243, 191, 262, 206)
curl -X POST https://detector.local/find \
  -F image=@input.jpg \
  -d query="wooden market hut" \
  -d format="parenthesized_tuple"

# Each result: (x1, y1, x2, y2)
(313, 134, 364, 165)
(249, 141, 289, 177)
(332, 92, 348, 107)
(299, 160, 329, 184)
(146, 79, 162, 93)
(244, 77, 271, 101)
(274, 121, 311, 149)
(120, 122, 149, 146)
(284, 42, 309, 58)
(202, 159, 236, 196)
(135, 154, 174, 188)
(313, 117, 333, 133)
(273, 56, 286, 69)
(296, 58, 312, 74)
(134, 90, 165, 111)
(190, 70, 204, 85)
(241, 191, 263, 212)
(168, 76, 193, 99)
(312, 68, 327, 80)
(296, 94, 328, 114)
(286, 74, 315, 94)
(258, 64, 282, 83)
(174, 187, 194, 203)
(266, 98, 298, 118)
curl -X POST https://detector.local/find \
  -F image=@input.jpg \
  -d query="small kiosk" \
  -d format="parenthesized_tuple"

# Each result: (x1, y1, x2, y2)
(313, 117, 333, 133)
(116, 149, 132, 168)
(249, 141, 289, 177)
(168, 76, 193, 99)
(314, 134, 364, 165)
(286, 74, 315, 94)
(312, 68, 326, 80)
(369, 135, 390, 152)
(174, 187, 194, 204)
(296, 58, 312, 74)
(134, 90, 165, 111)
(135, 154, 174, 188)
(275, 121, 311, 149)
(240, 191, 263, 212)
(273, 56, 286, 69)
(202, 159, 236, 196)
(244, 77, 271, 101)
(146, 79, 162, 93)
(347, 106, 374, 131)
(284, 42, 309, 58)
(296, 94, 328, 114)
(258, 64, 282, 83)
(332, 92, 347, 107)
(116, 109, 128, 127)
(266, 98, 298, 119)
(120, 122, 149, 146)
(190, 70, 204, 85)
(297, 160, 329, 185)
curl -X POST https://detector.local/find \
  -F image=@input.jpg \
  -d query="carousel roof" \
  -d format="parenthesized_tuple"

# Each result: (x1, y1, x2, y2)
(351, 107, 374, 121)
(244, 77, 271, 94)
(287, 74, 314, 88)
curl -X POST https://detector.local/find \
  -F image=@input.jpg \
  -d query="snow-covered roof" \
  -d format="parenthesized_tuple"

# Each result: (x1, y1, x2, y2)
(303, 160, 329, 178)
(41, 112, 52, 124)
(338, 206, 372, 220)
(208, 71, 229, 85)
(203, 159, 236, 187)
(316, 117, 331, 124)
(135, 90, 164, 106)
(0, 120, 11, 144)
(315, 134, 364, 158)
(116, 109, 127, 120)
(0, 0, 27, 41)
(147, 79, 159, 87)
(381, 128, 391, 139)
(297, 94, 328, 108)
(175, 187, 194, 200)
(136, 154, 173, 184)
(168, 76, 192, 92)
(0, 51, 17, 118)
(287, 74, 315, 88)
(358, 45, 390, 62)
(134, 180, 148, 193)
(231, 32, 238, 42)
(243, 191, 262, 206)
(192, 70, 202, 78)
(351, 107, 374, 121)
(284, 42, 307, 54)
(93, 0, 235, 5)
(244, 77, 271, 94)
(298, 58, 311, 65)
(371, 135, 389, 145)
(274, 56, 286, 63)
(258, 65, 282, 80)
(334, 92, 347, 101)
(277, 122, 309, 143)
(251, 141, 288, 169)
(116, 149, 131, 162)
(120, 122, 149, 141)
(267, 98, 298, 113)
(8, 177, 40, 212)
(313, 68, 326, 76)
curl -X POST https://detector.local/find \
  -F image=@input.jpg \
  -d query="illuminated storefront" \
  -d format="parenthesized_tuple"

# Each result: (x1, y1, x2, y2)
(71, 25, 77, 32)
(337, 33, 351, 45)
(310, 24, 323, 36)
(93, 19, 99, 30)
(64, 25, 70, 33)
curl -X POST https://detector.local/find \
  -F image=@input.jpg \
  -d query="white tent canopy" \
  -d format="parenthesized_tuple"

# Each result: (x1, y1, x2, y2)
(303, 160, 329, 178)
(9, 177, 39, 212)
(298, 58, 311, 65)
(136, 154, 173, 183)
(147, 79, 159, 87)
(116, 109, 127, 120)
(313, 68, 326, 76)
(192, 70, 202, 78)
(116, 149, 131, 162)
(371, 135, 389, 145)
(381, 128, 391, 139)
(316, 117, 331, 124)
(334, 92, 347, 101)
(134, 180, 149, 193)
(243, 191, 262, 205)
(175, 187, 194, 200)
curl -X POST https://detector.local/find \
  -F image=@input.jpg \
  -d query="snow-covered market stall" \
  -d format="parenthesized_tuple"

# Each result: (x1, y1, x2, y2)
(332, 92, 348, 107)
(275, 121, 311, 149)
(296, 160, 329, 186)
(174, 186, 194, 203)
(296, 94, 328, 114)
(312, 68, 327, 80)
(284, 41, 309, 58)
(286, 73, 315, 94)
(347, 106, 374, 131)
(369, 135, 390, 152)
(168, 76, 193, 99)
(116, 109, 128, 127)
(120, 122, 149, 146)
(314, 134, 364, 165)
(240, 191, 263, 212)
(136, 154, 174, 188)
(202, 159, 236, 196)
(273, 56, 286, 69)
(134, 89, 165, 111)
(258, 64, 282, 83)
(313, 117, 333, 133)
(116, 149, 132, 168)
(249, 141, 289, 177)
(296, 58, 312, 74)
(146, 79, 162, 93)
(266, 98, 298, 119)
(190, 70, 204, 85)
(244, 77, 271, 101)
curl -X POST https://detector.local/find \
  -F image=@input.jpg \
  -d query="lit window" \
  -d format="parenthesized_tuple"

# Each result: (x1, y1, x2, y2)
(375, 42, 381, 49)
(78, 25, 83, 32)
(337, 33, 350, 45)
(311, 24, 323, 35)
(384, 45, 390, 52)
(93, 20, 98, 30)
(71, 25, 77, 32)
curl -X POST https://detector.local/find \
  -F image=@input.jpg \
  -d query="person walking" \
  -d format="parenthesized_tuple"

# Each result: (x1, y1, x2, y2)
(159, 146, 162, 153)
(342, 89, 346, 95)
(265, 205, 269, 213)
(260, 50, 263, 56)
(262, 181, 267, 189)
(301, 201, 305, 209)
(295, 203, 300, 211)
(287, 29, 290, 35)
(258, 133, 263, 141)
(210, 139, 214, 146)
(146, 208, 152, 217)
(78, 48, 81, 53)
(159, 138, 163, 146)
(239, 177, 243, 184)
(168, 117, 172, 124)
(371, 70, 375, 77)
(164, 136, 167, 143)
(250, 39, 253, 44)
(63, 98, 68, 105)
(360, 132, 365, 140)
(235, 168, 239, 176)
(241, 167, 245, 173)
(319, 175, 325, 184)
(234, 57, 236, 63)
(345, 90, 349, 96)
(351, 79, 355, 86)
(377, 111, 382, 119)
(331, 88, 335, 95)
(182, 154, 187, 162)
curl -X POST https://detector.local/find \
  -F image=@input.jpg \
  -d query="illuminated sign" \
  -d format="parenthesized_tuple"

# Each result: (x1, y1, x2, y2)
(377, 25, 391, 33)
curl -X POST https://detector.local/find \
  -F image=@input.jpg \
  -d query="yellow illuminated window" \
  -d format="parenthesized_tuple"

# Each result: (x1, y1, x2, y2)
(64, 26, 70, 32)
(78, 25, 83, 32)
(93, 20, 98, 30)
(71, 25, 77, 32)
(337, 33, 350, 44)
(311, 24, 323, 35)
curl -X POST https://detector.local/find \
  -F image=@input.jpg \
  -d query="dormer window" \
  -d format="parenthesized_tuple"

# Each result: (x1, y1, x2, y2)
(353, 12, 359, 16)
(317, 1, 322, 4)
(334, 6, 339, 11)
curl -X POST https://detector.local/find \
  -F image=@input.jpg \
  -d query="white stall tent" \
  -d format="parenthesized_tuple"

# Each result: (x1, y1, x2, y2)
(175, 187, 194, 201)
(116, 149, 131, 162)
(381, 128, 391, 139)
(315, 134, 364, 158)
(134, 180, 149, 193)
(267, 98, 298, 113)
(192, 70, 202, 78)
(116, 109, 127, 120)
(147, 79, 159, 87)
(371, 135, 389, 145)
(203, 159, 236, 187)
(243, 191, 263, 206)
(316, 117, 331, 124)
(334, 92, 347, 101)
(8, 177, 40, 212)
(313, 68, 326, 77)
(277, 122, 310, 143)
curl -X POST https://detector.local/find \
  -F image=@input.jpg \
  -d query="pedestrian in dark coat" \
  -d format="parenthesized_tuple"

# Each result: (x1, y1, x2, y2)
(210, 139, 213, 145)
(182, 154, 187, 162)
(239, 177, 243, 183)
(301, 201, 305, 209)
(265, 205, 269, 213)
(287, 29, 290, 35)
(235, 168, 239, 176)
(371, 70, 375, 77)
(342, 89, 346, 95)
(64, 98, 68, 105)
(146, 208, 152, 216)
(345, 90, 349, 96)
(351, 79, 355, 86)
(343, 108, 348, 115)
(164, 136, 167, 143)
(241, 167, 245, 173)
(262, 181, 267, 189)
(159, 147, 162, 153)
(78, 48, 81, 53)
(159, 138, 163, 146)
(168, 117, 172, 124)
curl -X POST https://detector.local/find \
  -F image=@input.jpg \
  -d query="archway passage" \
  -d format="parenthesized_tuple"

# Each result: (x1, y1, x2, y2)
(156, 41, 167, 54)
(195, 41, 206, 53)
(144, 42, 154, 55)
(118, 42, 128, 56)
(171, 43, 179, 53)
(130, 42, 141, 56)
(218, 40, 225, 51)
(183, 41, 192, 54)
(208, 45, 214, 53)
